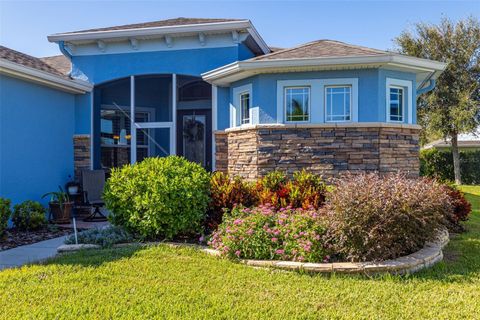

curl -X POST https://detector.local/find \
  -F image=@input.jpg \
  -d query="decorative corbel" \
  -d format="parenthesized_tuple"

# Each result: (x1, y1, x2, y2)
(165, 35, 173, 48)
(97, 40, 106, 52)
(129, 38, 139, 50)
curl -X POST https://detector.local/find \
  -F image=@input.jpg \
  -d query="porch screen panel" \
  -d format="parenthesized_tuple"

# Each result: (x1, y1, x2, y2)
(135, 75, 172, 122)
(99, 78, 133, 169)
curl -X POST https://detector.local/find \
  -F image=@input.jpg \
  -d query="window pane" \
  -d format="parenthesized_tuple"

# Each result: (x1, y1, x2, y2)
(240, 93, 250, 124)
(286, 87, 309, 122)
(389, 87, 403, 121)
(326, 86, 351, 121)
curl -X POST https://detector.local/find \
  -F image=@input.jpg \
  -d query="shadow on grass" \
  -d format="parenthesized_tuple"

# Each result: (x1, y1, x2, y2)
(44, 244, 148, 268)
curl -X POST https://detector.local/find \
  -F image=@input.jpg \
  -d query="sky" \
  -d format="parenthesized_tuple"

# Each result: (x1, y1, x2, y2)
(0, 0, 478, 58)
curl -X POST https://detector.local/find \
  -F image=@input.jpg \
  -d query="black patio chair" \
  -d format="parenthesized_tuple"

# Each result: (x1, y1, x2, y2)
(81, 169, 107, 222)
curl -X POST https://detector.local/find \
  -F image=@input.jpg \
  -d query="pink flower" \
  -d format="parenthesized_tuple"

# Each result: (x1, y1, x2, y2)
(246, 229, 254, 235)
(235, 250, 241, 257)
(199, 235, 205, 242)
(275, 249, 285, 255)
(233, 219, 243, 225)
(271, 237, 278, 242)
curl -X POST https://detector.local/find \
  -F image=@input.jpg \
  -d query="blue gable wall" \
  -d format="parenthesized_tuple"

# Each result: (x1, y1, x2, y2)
(72, 45, 249, 137)
(72, 46, 245, 84)
(229, 68, 418, 125)
(0, 75, 75, 206)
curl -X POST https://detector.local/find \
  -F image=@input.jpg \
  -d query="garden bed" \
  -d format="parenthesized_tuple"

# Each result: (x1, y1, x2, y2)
(57, 228, 449, 275)
(1, 226, 76, 251)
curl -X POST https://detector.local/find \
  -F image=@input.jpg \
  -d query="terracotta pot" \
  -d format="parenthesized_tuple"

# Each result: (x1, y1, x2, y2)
(49, 202, 73, 224)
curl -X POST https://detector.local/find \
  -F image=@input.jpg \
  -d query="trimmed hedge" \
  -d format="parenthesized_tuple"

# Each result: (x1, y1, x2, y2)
(420, 148, 480, 184)
(104, 156, 210, 239)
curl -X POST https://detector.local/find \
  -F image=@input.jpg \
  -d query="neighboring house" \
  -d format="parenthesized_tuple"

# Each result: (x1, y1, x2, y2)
(0, 17, 446, 204)
(423, 128, 480, 151)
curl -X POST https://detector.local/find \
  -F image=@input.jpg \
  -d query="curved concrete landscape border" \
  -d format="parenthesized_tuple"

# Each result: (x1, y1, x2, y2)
(57, 229, 449, 275)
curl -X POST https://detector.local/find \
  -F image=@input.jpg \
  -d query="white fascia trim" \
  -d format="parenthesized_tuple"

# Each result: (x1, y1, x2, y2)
(386, 78, 413, 124)
(0, 59, 92, 94)
(48, 20, 270, 54)
(202, 54, 447, 85)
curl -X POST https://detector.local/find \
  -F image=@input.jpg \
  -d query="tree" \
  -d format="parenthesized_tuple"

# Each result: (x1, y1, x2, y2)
(395, 17, 480, 184)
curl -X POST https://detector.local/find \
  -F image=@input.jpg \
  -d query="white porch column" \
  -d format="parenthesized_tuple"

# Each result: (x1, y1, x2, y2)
(171, 74, 177, 155)
(211, 84, 218, 170)
(130, 75, 136, 164)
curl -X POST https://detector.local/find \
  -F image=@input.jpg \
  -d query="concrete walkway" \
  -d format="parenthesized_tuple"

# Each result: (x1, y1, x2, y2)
(0, 235, 67, 271)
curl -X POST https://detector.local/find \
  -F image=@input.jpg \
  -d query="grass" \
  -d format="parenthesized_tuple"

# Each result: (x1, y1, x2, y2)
(0, 186, 479, 319)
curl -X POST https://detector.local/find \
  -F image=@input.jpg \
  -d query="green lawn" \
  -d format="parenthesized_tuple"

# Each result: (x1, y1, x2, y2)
(1, 186, 479, 319)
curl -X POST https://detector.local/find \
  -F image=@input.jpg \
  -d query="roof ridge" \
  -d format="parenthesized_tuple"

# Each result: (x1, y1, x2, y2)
(252, 39, 329, 60)
(321, 40, 387, 54)
(63, 17, 246, 35)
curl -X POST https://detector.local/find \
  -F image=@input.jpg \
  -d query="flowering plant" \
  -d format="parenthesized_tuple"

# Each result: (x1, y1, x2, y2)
(209, 205, 329, 263)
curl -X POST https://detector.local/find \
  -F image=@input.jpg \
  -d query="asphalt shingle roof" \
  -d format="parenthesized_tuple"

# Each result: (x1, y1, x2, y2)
(253, 40, 386, 60)
(0, 46, 68, 78)
(40, 55, 71, 76)
(66, 17, 244, 34)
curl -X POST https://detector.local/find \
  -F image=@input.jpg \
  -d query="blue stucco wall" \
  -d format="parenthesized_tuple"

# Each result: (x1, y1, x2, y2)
(216, 86, 231, 130)
(229, 68, 418, 125)
(71, 46, 245, 84)
(0, 75, 75, 206)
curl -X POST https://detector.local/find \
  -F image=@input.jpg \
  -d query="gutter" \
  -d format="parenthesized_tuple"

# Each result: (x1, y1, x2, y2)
(0, 59, 93, 94)
(416, 72, 436, 95)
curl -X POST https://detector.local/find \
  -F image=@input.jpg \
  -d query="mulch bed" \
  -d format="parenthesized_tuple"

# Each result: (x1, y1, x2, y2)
(0, 226, 76, 251)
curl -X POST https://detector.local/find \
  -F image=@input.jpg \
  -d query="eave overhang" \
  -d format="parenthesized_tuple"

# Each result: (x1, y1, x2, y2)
(0, 59, 93, 94)
(202, 54, 447, 88)
(47, 20, 270, 55)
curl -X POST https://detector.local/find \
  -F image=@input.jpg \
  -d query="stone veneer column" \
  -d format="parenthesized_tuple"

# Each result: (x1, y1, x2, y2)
(215, 123, 420, 180)
(73, 134, 91, 180)
(214, 131, 228, 173)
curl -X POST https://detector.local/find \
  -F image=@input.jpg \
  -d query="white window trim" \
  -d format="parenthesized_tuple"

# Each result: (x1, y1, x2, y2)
(387, 85, 405, 123)
(232, 83, 252, 127)
(239, 91, 251, 125)
(284, 86, 311, 123)
(324, 85, 353, 123)
(277, 78, 358, 123)
(386, 78, 413, 124)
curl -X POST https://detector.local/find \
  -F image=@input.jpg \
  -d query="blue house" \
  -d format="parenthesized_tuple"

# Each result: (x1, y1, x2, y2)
(0, 18, 446, 204)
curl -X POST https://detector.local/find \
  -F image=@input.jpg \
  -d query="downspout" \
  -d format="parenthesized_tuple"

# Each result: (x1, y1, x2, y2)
(58, 41, 73, 77)
(416, 72, 436, 95)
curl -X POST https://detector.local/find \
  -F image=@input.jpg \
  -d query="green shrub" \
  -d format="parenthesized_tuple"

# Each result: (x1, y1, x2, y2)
(210, 205, 328, 262)
(420, 148, 480, 184)
(64, 226, 134, 247)
(104, 156, 210, 239)
(0, 197, 11, 236)
(324, 173, 451, 262)
(12, 201, 47, 231)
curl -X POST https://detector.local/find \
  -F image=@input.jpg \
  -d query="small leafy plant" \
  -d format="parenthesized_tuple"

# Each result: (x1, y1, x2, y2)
(0, 197, 11, 236)
(209, 205, 329, 263)
(12, 200, 47, 231)
(442, 184, 472, 232)
(64, 226, 134, 247)
(42, 186, 71, 211)
(207, 172, 257, 230)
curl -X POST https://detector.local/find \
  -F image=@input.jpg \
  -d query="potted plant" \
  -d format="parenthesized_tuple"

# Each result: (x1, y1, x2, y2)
(42, 187, 73, 224)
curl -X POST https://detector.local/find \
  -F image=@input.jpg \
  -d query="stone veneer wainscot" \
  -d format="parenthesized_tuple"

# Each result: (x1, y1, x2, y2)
(214, 123, 421, 180)
(73, 135, 91, 180)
